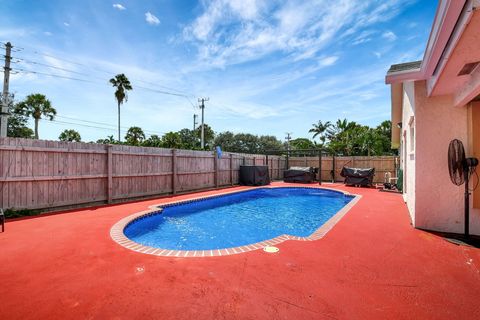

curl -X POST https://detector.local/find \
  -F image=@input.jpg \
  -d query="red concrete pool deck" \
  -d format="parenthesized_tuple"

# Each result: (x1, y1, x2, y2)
(1, 183, 479, 320)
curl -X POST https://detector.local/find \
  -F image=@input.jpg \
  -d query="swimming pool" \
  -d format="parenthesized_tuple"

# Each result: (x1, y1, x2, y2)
(114, 187, 357, 256)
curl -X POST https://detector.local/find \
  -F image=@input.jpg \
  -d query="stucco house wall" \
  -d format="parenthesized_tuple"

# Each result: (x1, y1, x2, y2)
(413, 81, 479, 235)
(401, 81, 416, 224)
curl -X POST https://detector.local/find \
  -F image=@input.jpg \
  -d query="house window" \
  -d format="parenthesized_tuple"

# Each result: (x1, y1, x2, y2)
(409, 126, 415, 153)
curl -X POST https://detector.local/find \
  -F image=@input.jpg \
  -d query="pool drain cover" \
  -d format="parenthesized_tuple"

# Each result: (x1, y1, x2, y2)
(263, 246, 279, 253)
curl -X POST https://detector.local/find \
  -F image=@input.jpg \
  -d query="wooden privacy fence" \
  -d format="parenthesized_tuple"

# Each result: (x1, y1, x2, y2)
(0, 138, 284, 210)
(0, 138, 397, 211)
(287, 155, 398, 184)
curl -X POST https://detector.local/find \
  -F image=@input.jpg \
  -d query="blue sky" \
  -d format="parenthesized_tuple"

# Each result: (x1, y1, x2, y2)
(1, 0, 437, 142)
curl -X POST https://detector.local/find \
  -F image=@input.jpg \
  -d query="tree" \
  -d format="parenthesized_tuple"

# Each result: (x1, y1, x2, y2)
(161, 132, 182, 148)
(96, 135, 117, 144)
(7, 99, 33, 138)
(7, 114, 34, 138)
(375, 120, 393, 154)
(309, 120, 331, 147)
(177, 128, 198, 149)
(289, 138, 316, 150)
(59, 129, 81, 142)
(125, 126, 145, 145)
(15, 94, 56, 139)
(213, 132, 283, 154)
(233, 133, 259, 153)
(143, 134, 162, 147)
(258, 135, 284, 153)
(194, 124, 214, 149)
(109, 74, 132, 142)
(213, 131, 237, 152)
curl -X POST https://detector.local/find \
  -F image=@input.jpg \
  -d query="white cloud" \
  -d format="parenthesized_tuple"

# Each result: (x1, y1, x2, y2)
(145, 12, 160, 25)
(382, 30, 397, 41)
(319, 56, 339, 67)
(352, 30, 376, 45)
(113, 4, 126, 11)
(43, 31, 53, 36)
(0, 28, 32, 39)
(42, 55, 77, 76)
(183, 0, 412, 68)
(63, 22, 70, 27)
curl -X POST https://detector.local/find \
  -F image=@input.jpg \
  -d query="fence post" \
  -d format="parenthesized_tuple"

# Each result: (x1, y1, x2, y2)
(107, 145, 113, 204)
(230, 154, 234, 186)
(332, 155, 336, 183)
(318, 151, 322, 185)
(214, 152, 219, 189)
(172, 149, 177, 194)
(278, 157, 281, 180)
(265, 155, 269, 177)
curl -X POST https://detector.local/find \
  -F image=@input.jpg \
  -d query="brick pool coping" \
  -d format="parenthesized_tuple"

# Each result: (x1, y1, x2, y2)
(110, 185, 361, 257)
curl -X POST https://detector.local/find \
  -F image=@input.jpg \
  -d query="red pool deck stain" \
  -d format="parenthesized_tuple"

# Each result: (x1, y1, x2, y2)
(1, 182, 479, 320)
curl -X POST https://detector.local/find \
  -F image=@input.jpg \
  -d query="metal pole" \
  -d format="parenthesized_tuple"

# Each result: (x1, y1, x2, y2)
(1, 42, 12, 138)
(465, 167, 470, 238)
(266, 154, 269, 179)
(286, 150, 289, 169)
(201, 102, 204, 149)
(198, 97, 209, 149)
(332, 154, 336, 183)
(193, 114, 198, 131)
(318, 150, 322, 185)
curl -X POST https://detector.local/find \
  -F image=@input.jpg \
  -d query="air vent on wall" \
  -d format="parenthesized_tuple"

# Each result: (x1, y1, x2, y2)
(458, 61, 480, 76)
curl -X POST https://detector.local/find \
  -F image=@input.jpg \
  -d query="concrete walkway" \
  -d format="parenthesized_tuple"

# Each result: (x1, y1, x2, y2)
(1, 183, 479, 319)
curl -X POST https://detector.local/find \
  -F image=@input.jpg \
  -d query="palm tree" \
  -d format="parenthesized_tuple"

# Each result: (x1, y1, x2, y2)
(109, 74, 132, 142)
(161, 132, 182, 148)
(125, 126, 145, 146)
(59, 129, 81, 142)
(96, 135, 117, 144)
(309, 120, 331, 147)
(15, 94, 56, 139)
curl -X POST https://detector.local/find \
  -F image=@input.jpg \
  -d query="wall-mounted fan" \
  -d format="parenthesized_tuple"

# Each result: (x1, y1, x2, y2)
(448, 139, 478, 238)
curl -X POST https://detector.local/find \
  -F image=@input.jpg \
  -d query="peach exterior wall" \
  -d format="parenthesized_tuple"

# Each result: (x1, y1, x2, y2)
(413, 80, 480, 235)
(401, 81, 416, 224)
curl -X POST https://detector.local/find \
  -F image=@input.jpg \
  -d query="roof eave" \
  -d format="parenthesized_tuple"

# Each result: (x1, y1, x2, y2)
(385, 0, 467, 86)
(385, 70, 423, 84)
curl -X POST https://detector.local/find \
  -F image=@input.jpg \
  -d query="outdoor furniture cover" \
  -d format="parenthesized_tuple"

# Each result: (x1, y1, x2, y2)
(340, 167, 375, 186)
(239, 165, 270, 186)
(283, 166, 316, 183)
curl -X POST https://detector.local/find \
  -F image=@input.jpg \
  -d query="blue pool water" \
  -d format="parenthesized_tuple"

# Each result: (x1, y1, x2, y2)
(124, 187, 353, 250)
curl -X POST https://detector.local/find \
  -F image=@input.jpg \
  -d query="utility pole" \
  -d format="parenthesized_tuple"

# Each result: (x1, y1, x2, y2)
(198, 97, 209, 149)
(285, 132, 292, 169)
(193, 114, 198, 131)
(285, 132, 292, 150)
(0, 42, 12, 138)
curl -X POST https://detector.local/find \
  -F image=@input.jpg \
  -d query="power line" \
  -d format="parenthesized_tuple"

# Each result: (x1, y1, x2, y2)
(134, 78, 194, 96)
(9, 109, 166, 136)
(54, 115, 165, 135)
(12, 65, 196, 100)
(40, 118, 166, 136)
(13, 56, 96, 78)
(9, 42, 197, 97)
(15, 68, 99, 83)
(134, 84, 190, 98)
